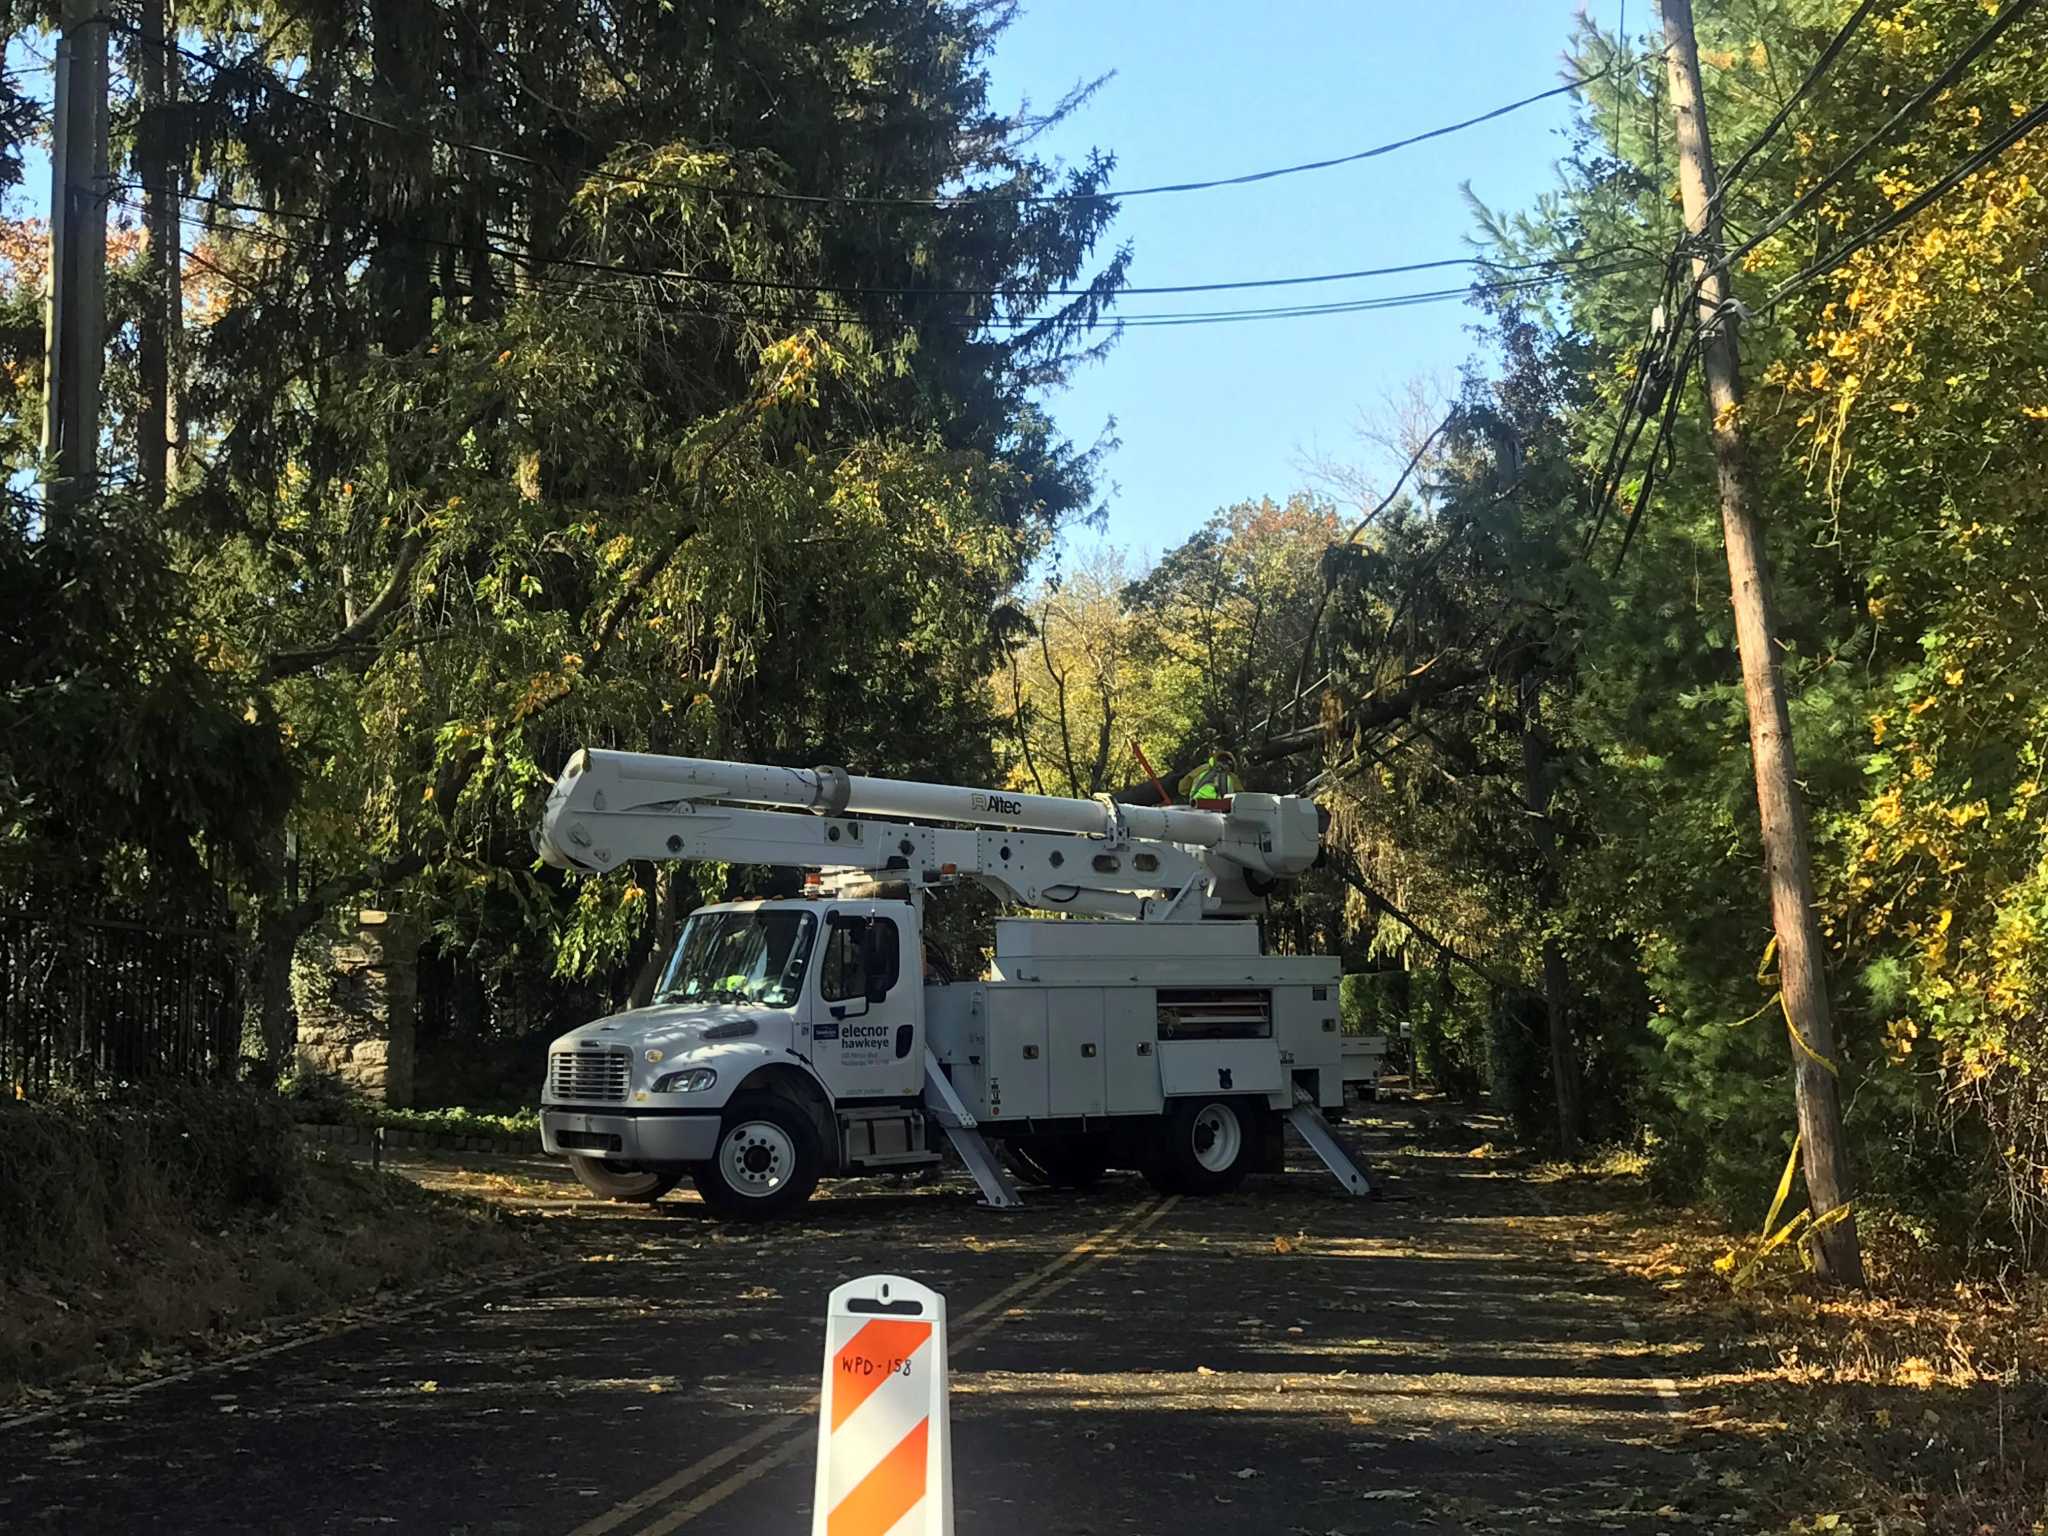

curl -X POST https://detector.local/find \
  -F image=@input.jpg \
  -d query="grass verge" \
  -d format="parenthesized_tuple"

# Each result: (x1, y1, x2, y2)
(1, 1087, 543, 1410)
(282, 1076, 540, 1141)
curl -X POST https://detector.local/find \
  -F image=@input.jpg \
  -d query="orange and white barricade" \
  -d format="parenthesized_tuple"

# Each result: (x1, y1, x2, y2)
(811, 1275, 951, 1536)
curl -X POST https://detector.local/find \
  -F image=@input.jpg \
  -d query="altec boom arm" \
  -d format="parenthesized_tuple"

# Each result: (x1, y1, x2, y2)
(533, 749, 1325, 921)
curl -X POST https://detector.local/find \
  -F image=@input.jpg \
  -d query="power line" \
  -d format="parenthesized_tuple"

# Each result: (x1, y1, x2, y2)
(1591, 4, 2039, 574)
(505, 235, 1650, 310)
(1759, 96, 2048, 312)
(1607, 327, 1703, 576)
(137, 182, 1655, 329)
(1718, 0, 2039, 273)
(1711, 0, 1883, 207)
(168, 211, 1648, 331)
(1595, 5, 2039, 575)
(143, 180, 1656, 301)
(1581, 239, 1694, 557)
(513, 241, 1653, 303)
(114, 17, 1636, 212)
(1609, 0, 2038, 400)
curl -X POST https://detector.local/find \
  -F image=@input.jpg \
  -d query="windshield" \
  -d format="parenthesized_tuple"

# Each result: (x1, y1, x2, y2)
(653, 909, 816, 1008)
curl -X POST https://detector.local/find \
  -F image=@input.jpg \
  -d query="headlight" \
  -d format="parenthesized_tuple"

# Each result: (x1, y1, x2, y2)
(652, 1067, 717, 1094)
(644, 1048, 665, 1064)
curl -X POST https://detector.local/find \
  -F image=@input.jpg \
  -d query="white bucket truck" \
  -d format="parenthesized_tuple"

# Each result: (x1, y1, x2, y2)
(535, 749, 1370, 1217)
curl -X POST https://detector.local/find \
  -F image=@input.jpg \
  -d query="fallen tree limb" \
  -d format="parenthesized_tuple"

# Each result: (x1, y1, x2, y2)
(1324, 846, 1513, 992)
(1251, 657, 1488, 763)
(261, 529, 426, 683)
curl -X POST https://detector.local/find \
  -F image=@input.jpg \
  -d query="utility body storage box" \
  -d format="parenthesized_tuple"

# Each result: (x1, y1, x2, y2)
(924, 918, 1342, 1129)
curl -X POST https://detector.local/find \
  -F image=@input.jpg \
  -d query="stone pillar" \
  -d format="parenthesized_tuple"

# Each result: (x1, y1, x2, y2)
(291, 908, 418, 1105)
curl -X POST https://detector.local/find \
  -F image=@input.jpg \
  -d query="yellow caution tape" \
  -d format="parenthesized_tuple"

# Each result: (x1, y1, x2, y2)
(1761, 1132, 1803, 1241)
(1726, 990, 1784, 1030)
(1733, 1207, 1812, 1290)
(1781, 996, 1842, 1078)
(1809, 1202, 1854, 1234)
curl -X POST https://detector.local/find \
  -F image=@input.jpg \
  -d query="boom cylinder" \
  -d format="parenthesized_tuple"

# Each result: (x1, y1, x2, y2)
(554, 748, 1232, 847)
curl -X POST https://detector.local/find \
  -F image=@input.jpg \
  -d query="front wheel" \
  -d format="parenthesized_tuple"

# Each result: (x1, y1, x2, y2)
(1144, 1098, 1259, 1195)
(692, 1096, 822, 1220)
(566, 1155, 683, 1203)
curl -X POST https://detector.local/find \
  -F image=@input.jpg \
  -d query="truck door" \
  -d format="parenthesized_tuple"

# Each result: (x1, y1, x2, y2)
(807, 908, 921, 1100)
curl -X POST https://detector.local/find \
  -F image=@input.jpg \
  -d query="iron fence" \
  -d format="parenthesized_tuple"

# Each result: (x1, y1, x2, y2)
(415, 946, 610, 1044)
(1, 907, 243, 1095)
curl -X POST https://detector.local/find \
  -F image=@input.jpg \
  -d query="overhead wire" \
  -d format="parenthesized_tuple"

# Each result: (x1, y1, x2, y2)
(1709, 0, 1885, 208)
(1598, 23, 2043, 574)
(1580, 240, 1693, 559)
(1758, 96, 2048, 312)
(1713, 0, 2040, 275)
(1589, 0, 2034, 570)
(139, 181, 1656, 331)
(495, 234, 1655, 305)
(1260, 1, 2031, 792)
(1605, 325, 1703, 577)
(124, 182, 1656, 310)
(108, 15, 1639, 212)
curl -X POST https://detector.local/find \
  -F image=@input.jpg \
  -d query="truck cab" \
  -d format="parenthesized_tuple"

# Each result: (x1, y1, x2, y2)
(540, 896, 933, 1215)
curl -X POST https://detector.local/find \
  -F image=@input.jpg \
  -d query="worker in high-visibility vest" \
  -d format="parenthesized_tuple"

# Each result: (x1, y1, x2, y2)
(1178, 748, 1243, 806)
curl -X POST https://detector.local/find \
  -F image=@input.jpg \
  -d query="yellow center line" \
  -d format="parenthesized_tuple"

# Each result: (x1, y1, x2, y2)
(629, 1196, 1181, 1536)
(564, 1195, 1169, 1536)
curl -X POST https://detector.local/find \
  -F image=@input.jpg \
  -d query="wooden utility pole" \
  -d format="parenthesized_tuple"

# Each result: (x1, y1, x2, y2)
(41, 0, 111, 510)
(136, 0, 183, 506)
(1659, 0, 1864, 1284)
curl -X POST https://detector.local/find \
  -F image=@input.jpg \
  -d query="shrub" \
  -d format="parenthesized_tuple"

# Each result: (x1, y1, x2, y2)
(0, 1085, 302, 1279)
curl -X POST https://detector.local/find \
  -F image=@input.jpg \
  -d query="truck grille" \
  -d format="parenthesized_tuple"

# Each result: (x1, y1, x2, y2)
(549, 1048, 630, 1102)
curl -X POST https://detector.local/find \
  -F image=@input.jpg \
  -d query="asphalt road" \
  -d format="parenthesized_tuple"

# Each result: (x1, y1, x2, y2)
(0, 1112, 1717, 1534)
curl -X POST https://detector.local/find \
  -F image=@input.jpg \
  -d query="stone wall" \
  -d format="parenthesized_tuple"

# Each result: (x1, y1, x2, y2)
(292, 909, 418, 1105)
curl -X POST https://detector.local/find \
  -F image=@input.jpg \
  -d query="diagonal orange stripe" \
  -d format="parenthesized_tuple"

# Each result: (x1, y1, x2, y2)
(827, 1416, 928, 1536)
(830, 1319, 931, 1432)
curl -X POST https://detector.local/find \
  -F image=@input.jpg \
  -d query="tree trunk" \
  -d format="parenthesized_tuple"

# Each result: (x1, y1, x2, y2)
(240, 899, 301, 1085)
(1519, 671, 1582, 1158)
(368, 0, 438, 355)
(1539, 942, 1577, 1149)
(135, 0, 179, 506)
(628, 864, 694, 1008)
(1661, 0, 1863, 1284)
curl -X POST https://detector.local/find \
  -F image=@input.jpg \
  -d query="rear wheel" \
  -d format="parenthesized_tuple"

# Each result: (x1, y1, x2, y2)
(692, 1095, 822, 1220)
(565, 1156, 683, 1203)
(1144, 1098, 1259, 1195)
(1003, 1136, 1107, 1189)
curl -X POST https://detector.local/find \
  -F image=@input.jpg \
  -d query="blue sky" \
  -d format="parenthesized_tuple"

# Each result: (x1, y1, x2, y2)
(981, 1, 1611, 560)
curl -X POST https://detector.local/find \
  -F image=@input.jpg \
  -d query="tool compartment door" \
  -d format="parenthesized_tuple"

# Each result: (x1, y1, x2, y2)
(985, 987, 1050, 1121)
(1046, 987, 1107, 1117)
(1155, 986, 1284, 1100)
(1105, 989, 1164, 1115)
